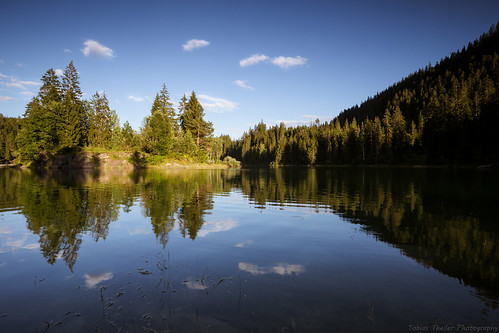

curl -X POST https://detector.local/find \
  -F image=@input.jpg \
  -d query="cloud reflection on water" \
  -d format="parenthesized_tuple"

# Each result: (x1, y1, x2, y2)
(184, 279, 207, 290)
(238, 262, 305, 276)
(83, 272, 114, 289)
(197, 219, 238, 237)
(234, 239, 253, 248)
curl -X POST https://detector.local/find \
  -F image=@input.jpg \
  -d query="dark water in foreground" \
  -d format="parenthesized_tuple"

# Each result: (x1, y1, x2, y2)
(0, 167, 498, 332)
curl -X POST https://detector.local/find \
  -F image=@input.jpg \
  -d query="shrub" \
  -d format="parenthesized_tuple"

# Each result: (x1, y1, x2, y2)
(223, 156, 241, 168)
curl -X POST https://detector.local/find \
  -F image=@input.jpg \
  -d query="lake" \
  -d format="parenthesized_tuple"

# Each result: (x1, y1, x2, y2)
(0, 167, 498, 332)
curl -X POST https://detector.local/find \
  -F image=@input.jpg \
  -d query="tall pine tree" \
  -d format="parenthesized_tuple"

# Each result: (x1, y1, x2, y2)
(61, 61, 85, 148)
(87, 92, 118, 148)
(141, 84, 176, 155)
(16, 68, 64, 160)
(180, 91, 213, 148)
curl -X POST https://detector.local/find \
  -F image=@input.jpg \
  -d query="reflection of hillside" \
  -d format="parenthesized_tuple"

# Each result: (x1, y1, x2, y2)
(239, 168, 499, 301)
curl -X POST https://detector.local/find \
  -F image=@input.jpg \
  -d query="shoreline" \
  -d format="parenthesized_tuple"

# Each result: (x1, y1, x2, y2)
(1, 151, 231, 170)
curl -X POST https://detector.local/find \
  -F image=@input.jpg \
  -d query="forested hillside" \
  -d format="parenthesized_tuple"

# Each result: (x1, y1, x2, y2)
(225, 23, 499, 166)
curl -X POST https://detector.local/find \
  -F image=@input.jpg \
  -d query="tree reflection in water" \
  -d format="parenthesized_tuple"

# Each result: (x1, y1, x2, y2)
(1, 167, 498, 304)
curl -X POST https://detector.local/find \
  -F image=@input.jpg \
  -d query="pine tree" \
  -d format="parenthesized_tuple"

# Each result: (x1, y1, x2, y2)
(391, 106, 408, 159)
(274, 122, 286, 165)
(0, 114, 20, 162)
(382, 108, 393, 159)
(16, 68, 64, 160)
(61, 61, 85, 148)
(120, 121, 136, 150)
(39, 69, 62, 106)
(88, 92, 117, 148)
(141, 85, 178, 155)
(180, 91, 214, 148)
(153, 83, 178, 134)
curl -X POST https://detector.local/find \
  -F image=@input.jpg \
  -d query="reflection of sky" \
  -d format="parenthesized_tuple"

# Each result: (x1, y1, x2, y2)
(83, 272, 113, 289)
(234, 239, 253, 248)
(0, 225, 14, 234)
(184, 279, 207, 290)
(197, 218, 238, 237)
(239, 262, 305, 276)
(0, 231, 40, 254)
(129, 225, 151, 236)
(1, 212, 40, 254)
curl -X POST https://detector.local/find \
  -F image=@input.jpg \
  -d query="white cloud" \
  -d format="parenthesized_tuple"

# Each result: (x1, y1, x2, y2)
(17, 80, 40, 86)
(198, 94, 238, 113)
(0, 72, 7, 78)
(273, 115, 333, 128)
(82, 39, 115, 58)
(5, 238, 25, 248)
(55, 69, 63, 76)
(182, 39, 210, 51)
(0, 96, 14, 102)
(238, 262, 267, 275)
(271, 263, 305, 275)
(239, 54, 269, 67)
(0, 233, 39, 252)
(184, 279, 207, 290)
(22, 243, 40, 250)
(233, 80, 254, 90)
(239, 262, 305, 276)
(240, 54, 307, 69)
(0, 226, 13, 234)
(271, 56, 307, 69)
(128, 95, 148, 102)
(64, 49, 71, 53)
(129, 226, 150, 236)
(197, 218, 238, 237)
(84, 272, 113, 289)
(20, 91, 34, 96)
(1, 77, 41, 92)
(2, 82, 23, 89)
(234, 239, 253, 248)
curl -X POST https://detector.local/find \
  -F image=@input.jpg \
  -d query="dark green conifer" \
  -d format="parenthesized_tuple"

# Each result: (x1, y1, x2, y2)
(61, 61, 85, 148)
(88, 92, 117, 148)
(180, 91, 214, 148)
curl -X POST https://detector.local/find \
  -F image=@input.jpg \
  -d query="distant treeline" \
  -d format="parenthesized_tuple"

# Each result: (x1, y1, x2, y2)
(0, 62, 218, 164)
(224, 23, 499, 165)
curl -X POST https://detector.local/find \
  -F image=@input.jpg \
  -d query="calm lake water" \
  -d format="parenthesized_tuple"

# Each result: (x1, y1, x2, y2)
(0, 167, 498, 332)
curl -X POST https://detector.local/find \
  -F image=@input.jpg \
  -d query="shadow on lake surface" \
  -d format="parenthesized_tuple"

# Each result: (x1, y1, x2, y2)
(0, 167, 498, 331)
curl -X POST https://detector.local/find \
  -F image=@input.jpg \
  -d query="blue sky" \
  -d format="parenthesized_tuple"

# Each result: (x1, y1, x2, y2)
(1, 0, 498, 138)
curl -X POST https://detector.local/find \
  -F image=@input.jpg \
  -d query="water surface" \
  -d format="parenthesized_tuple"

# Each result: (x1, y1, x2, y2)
(0, 167, 498, 332)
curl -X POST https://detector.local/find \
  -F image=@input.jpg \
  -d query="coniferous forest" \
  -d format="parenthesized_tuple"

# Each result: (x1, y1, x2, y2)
(0, 61, 216, 165)
(226, 23, 499, 166)
(0, 23, 498, 166)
